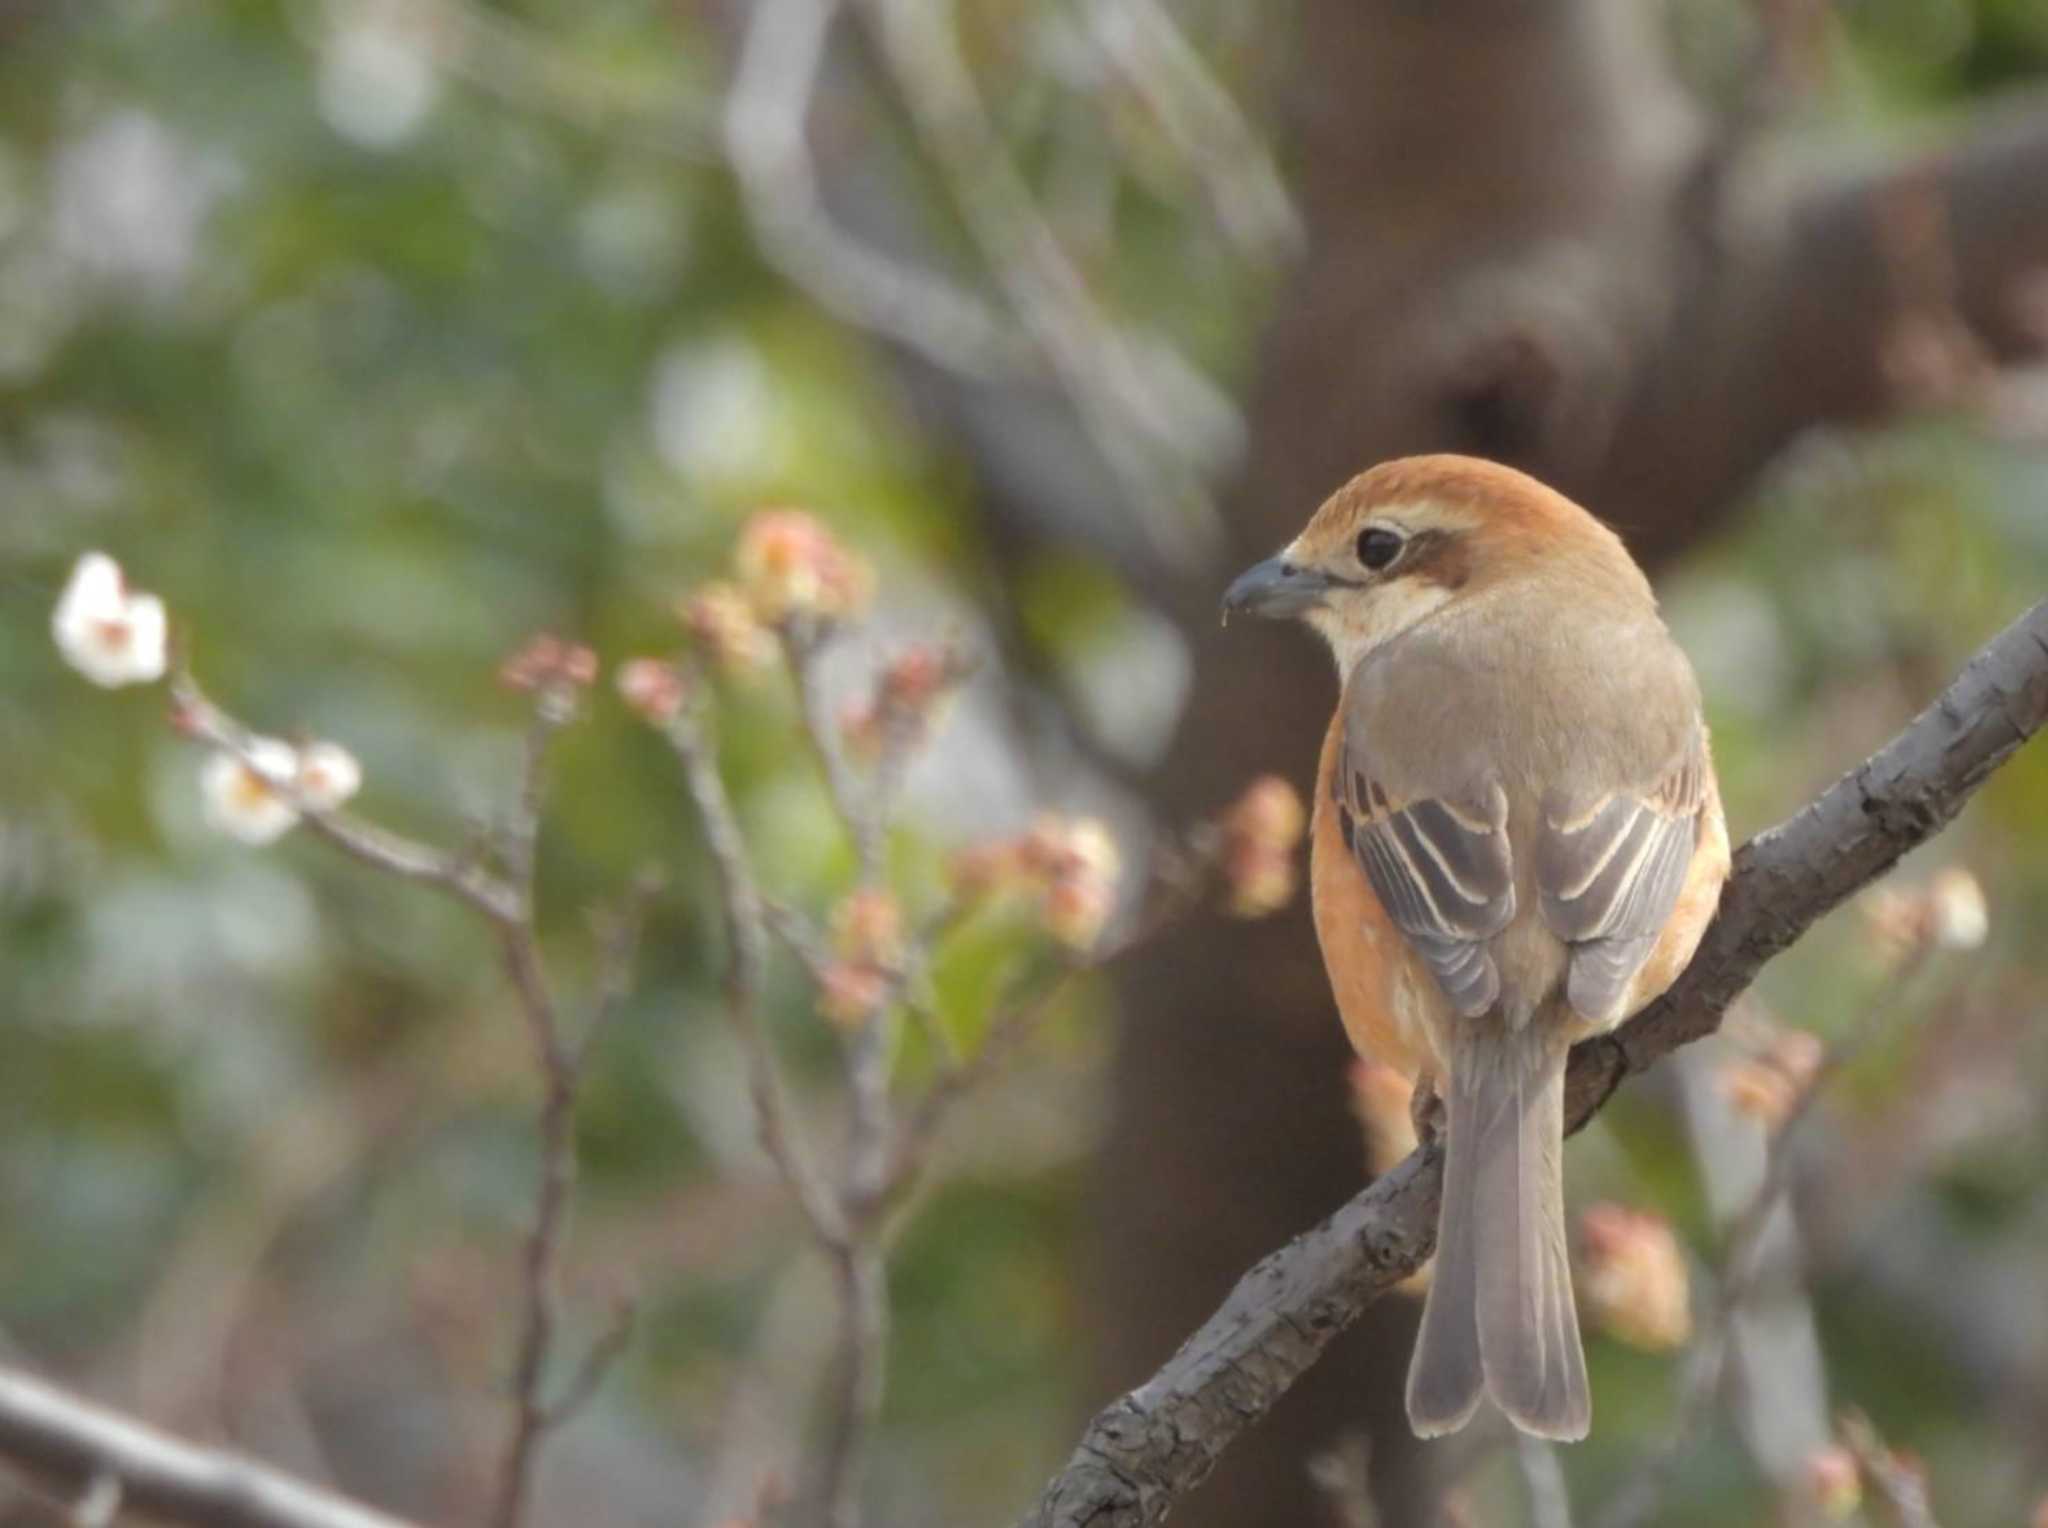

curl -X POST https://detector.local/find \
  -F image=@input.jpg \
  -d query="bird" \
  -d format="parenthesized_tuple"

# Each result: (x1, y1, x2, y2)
(1221, 454, 1729, 1441)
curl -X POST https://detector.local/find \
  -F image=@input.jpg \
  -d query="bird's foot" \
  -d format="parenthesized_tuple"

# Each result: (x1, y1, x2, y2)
(1409, 1068, 1445, 1147)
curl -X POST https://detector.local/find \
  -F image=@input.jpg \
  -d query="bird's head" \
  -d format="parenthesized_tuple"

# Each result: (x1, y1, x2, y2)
(1221, 453, 1645, 673)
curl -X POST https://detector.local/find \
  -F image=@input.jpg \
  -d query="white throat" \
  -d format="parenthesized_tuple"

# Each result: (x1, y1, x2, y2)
(1305, 579, 1454, 675)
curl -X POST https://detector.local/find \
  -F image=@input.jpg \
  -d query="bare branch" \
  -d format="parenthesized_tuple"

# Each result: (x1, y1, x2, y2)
(660, 692, 849, 1251)
(887, 851, 1209, 1201)
(1082, 0, 1302, 261)
(853, 0, 1232, 571)
(487, 920, 577, 1528)
(168, 672, 521, 925)
(779, 623, 885, 884)
(170, 665, 628, 1528)
(0, 1366, 418, 1528)
(485, 681, 629, 1528)
(1842, 1411, 1944, 1528)
(541, 1299, 639, 1434)
(776, 628, 901, 1528)
(721, 0, 1026, 381)
(816, 1247, 888, 1528)
(1022, 598, 2048, 1528)
(1595, 94, 2048, 570)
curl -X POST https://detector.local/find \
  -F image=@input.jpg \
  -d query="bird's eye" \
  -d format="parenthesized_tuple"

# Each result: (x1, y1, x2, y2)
(1356, 527, 1404, 571)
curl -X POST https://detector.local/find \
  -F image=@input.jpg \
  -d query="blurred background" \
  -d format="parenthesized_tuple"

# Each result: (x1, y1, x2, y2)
(4, 1, 2048, 1524)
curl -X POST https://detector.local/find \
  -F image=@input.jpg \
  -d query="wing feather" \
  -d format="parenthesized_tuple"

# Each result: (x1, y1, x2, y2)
(1338, 742, 1515, 1019)
(1536, 728, 1709, 1023)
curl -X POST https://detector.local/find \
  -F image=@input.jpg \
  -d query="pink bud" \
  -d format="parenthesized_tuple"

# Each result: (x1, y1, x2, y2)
(616, 658, 689, 723)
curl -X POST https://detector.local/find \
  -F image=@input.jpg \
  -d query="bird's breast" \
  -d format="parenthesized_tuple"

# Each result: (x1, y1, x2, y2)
(1310, 711, 1442, 1078)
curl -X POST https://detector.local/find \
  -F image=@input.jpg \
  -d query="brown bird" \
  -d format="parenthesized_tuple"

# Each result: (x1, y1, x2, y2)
(1222, 455, 1729, 1440)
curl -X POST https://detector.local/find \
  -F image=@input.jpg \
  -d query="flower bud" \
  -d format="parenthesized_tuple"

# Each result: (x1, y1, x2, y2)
(616, 658, 689, 724)
(878, 644, 954, 712)
(1927, 866, 1987, 951)
(200, 738, 304, 845)
(295, 741, 363, 811)
(1718, 1060, 1797, 1128)
(1578, 1203, 1692, 1352)
(1719, 1024, 1821, 1130)
(838, 700, 885, 763)
(734, 508, 872, 623)
(500, 633, 598, 693)
(1225, 840, 1296, 918)
(945, 839, 1022, 903)
(829, 887, 904, 970)
(1217, 775, 1305, 918)
(1041, 872, 1114, 952)
(1802, 1445, 1862, 1520)
(1020, 815, 1120, 886)
(1860, 885, 1929, 963)
(679, 581, 776, 675)
(1227, 775, 1306, 852)
(52, 551, 168, 688)
(817, 961, 889, 1030)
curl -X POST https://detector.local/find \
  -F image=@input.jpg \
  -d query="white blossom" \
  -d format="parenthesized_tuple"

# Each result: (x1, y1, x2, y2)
(1928, 867, 1989, 951)
(295, 741, 362, 811)
(51, 551, 167, 687)
(200, 738, 303, 845)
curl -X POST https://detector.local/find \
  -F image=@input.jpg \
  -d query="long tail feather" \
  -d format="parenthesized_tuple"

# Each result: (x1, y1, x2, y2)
(1406, 1078, 1484, 1435)
(1407, 1022, 1589, 1441)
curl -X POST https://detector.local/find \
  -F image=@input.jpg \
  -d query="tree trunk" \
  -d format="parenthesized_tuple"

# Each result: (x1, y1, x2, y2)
(1094, 4, 1707, 1520)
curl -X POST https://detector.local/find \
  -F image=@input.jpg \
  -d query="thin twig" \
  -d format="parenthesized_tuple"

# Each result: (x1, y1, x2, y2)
(168, 672, 520, 925)
(173, 664, 632, 1528)
(816, 1246, 888, 1528)
(661, 692, 849, 1251)
(1841, 1411, 1943, 1528)
(721, 0, 1243, 544)
(488, 683, 588, 1528)
(541, 1300, 639, 1434)
(853, 0, 1231, 572)
(778, 630, 899, 1528)
(721, 0, 1025, 381)
(885, 866, 1201, 1202)
(0, 1366, 417, 1528)
(779, 623, 884, 882)
(1082, 0, 1302, 261)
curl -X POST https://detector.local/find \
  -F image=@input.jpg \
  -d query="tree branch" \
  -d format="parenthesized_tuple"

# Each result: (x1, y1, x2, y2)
(0, 1367, 418, 1528)
(1583, 92, 2048, 570)
(1023, 597, 2048, 1528)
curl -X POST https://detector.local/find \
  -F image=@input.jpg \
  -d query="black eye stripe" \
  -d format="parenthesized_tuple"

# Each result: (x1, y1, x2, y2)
(1356, 526, 1404, 570)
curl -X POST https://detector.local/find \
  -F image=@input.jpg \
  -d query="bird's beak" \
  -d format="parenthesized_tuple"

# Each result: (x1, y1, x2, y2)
(1221, 554, 1330, 623)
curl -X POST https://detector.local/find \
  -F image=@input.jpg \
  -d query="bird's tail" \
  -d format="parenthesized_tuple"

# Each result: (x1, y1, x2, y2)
(1406, 1017, 1589, 1441)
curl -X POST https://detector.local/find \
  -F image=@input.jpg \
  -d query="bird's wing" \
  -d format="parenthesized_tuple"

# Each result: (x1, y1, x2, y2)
(1533, 726, 1709, 1023)
(1332, 737, 1516, 1019)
